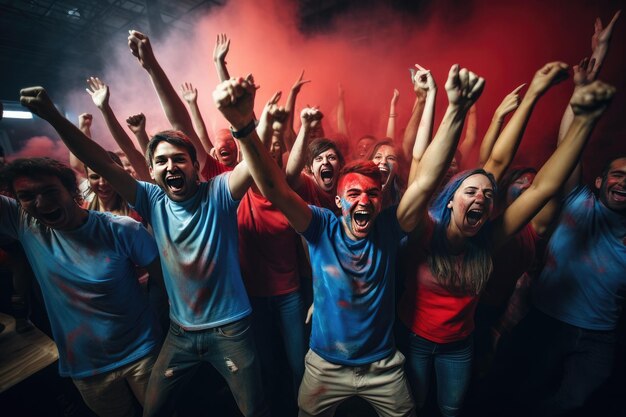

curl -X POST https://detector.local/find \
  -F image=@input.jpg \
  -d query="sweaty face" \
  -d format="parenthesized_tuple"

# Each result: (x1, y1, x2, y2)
(506, 172, 536, 206)
(13, 175, 84, 230)
(596, 158, 626, 214)
(150, 141, 199, 202)
(87, 167, 115, 203)
(214, 132, 238, 167)
(371, 145, 398, 189)
(311, 149, 341, 193)
(447, 174, 494, 238)
(335, 173, 383, 240)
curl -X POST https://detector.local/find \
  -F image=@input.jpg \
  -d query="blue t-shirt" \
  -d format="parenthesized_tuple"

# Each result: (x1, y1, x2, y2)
(132, 174, 251, 330)
(533, 186, 626, 330)
(302, 205, 406, 365)
(0, 196, 161, 378)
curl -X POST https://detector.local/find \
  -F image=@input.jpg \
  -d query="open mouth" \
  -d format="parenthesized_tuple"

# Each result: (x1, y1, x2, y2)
(39, 208, 63, 223)
(320, 168, 334, 185)
(611, 189, 626, 202)
(166, 175, 185, 192)
(466, 209, 483, 226)
(353, 210, 370, 228)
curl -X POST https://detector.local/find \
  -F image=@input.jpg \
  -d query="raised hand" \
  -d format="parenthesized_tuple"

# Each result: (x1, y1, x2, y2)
(213, 33, 230, 63)
(444, 64, 485, 111)
(291, 70, 311, 94)
(180, 82, 198, 104)
(592, 10, 621, 52)
(495, 84, 525, 118)
(213, 74, 258, 130)
(569, 80, 615, 119)
(300, 107, 324, 131)
(86, 76, 110, 108)
(126, 113, 146, 134)
(413, 64, 437, 94)
(19, 87, 60, 121)
(127, 30, 157, 70)
(78, 113, 93, 130)
(527, 61, 569, 98)
(391, 88, 400, 105)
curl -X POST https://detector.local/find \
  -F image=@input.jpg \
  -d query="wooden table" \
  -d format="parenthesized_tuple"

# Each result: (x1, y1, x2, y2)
(0, 313, 59, 393)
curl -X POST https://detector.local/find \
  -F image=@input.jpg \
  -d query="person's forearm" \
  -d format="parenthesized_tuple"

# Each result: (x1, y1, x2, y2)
(285, 124, 310, 184)
(402, 97, 425, 161)
(214, 58, 230, 83)
(188, 100, 213, 154)
(479, 114, 505, 166)
(99, 103, 151, 181)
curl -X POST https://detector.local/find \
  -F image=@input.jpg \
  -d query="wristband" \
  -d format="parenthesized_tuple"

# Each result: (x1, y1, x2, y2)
(230, 119, 256, 139)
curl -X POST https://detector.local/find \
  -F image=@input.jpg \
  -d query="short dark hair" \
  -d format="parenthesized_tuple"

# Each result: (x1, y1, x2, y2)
(338, 160, 382, 188)
(0, 158, 79, 198)
(146, 130, 197, 167)
(306, 138, 345, 170)
(600, 156, 626, 181)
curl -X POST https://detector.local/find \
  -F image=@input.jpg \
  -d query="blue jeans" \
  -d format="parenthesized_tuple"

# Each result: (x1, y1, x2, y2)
(143, 316, 269, 417)
(250, 290, 307, 397)
(403, 328, 473, 417)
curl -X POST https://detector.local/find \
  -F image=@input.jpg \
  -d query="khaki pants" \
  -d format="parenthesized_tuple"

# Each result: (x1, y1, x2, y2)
(72, 354, 156, 417)
(298, 349, 415, 417)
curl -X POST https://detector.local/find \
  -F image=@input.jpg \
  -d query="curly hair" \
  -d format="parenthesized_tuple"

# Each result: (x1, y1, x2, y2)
(0, 157, 79, 199)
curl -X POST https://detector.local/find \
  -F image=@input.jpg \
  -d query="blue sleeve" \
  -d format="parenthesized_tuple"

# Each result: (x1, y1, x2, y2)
(0, 195, 20, 240)
(115, 216, 159, 267)
(211, 172, 240, 211)
(301, 205, 330, 243)
(131, 181, 157, 221)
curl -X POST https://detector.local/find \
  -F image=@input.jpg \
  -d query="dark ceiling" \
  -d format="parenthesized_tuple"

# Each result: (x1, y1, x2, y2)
(0, 0, 230, 100)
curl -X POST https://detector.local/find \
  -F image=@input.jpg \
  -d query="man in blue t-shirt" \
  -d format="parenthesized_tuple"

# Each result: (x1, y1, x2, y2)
(20, 79, 268, 415)
(0, 157, 162, 417)
(230, 64, 485, 416)
(516, 156, 626, 415)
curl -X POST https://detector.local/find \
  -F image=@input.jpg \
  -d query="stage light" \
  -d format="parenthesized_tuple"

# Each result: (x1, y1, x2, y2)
(2, 110, 33, 120)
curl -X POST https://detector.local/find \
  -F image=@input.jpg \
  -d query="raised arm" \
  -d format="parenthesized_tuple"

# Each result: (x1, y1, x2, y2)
(211, 75, 258, 200)
(69, 113, 93, 175)
(385, 89, 400, 140)
(337, 83, 349, 138)
(284, 70, 311, 151)
(407, 68, 437, 183)
(285, 106, 323, 190)
(457, 104, 477, 169)
(127, 30, 206, 164)
(397, 65, 485, 233)
(213, 33, 231, 83)
(86, 77, 151, 182)
(478, 84, 524, 166)
(217, 84, 312, 232)
(180, 82, 212, 154)
(402, 65, 429, 161)
(493, 80, 615, 247)
(483, 62, 568, 183)
(20, 87, 137, 205)
(126, 113, 150, 154)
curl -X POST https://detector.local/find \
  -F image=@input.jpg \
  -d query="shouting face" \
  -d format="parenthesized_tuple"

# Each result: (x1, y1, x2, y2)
(150, 141, 199, 202)
(335, 172, 383, 240)
(447, 174, 494, 238)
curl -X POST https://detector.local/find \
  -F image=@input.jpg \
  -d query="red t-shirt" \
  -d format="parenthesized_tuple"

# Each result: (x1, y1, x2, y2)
(399, 220, 479, 343)
(201, 154, 232, 181)
(297, 174, 339, 214)
(238, 187, 301, 297)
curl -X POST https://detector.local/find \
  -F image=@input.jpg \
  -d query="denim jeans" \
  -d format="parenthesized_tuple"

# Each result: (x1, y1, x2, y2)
(142, 316, 269, 417)
(250, 290, 307, 398)
(516, 308, 616, 416)
(72, 354, 155, 417)
(402, 327, 473, 417)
